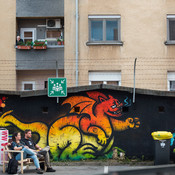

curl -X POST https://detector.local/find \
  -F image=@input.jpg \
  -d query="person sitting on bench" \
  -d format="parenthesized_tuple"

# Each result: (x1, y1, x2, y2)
(11, 132, 44, 174)
(22, 129, 55, 172)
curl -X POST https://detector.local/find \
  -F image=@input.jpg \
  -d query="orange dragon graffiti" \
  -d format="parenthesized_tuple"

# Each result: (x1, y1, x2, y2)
(0, 92, 140, 160)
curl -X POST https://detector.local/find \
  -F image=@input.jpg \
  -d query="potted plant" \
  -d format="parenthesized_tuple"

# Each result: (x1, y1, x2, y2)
(17, 41, 32, 50)
(62, 39, 64, 45)
(57, 38, 62, 45)
(33, 40, 47, 50)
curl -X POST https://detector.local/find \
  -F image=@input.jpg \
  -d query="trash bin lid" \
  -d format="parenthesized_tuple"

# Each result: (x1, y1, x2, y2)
(151, 131, 173, 140)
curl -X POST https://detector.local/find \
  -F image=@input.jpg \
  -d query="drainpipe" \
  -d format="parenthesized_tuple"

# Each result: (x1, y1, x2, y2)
(56, 61, 59, 103)
(75, 0, 79, 86)
(133, 58, 137, 104)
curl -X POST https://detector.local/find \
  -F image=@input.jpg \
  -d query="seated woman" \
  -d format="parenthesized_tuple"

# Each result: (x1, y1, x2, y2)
(11, 132, 43, 174)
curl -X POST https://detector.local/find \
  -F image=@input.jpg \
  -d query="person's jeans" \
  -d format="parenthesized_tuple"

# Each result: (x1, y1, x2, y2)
(15, 147, 40, 169)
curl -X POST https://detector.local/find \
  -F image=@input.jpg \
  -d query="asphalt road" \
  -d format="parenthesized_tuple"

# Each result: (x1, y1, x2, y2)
(0, 165, 152, 175)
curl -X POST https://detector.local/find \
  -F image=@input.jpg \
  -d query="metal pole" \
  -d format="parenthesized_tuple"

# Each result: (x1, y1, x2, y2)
(75, 0, 79, 86)
(133, 58, 137, 103)
(56, 61, 59, 103)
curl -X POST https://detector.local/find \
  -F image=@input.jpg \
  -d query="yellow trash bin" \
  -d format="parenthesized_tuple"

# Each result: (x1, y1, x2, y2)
(151, 131, 173, 140)
(151, 131, 173, 165)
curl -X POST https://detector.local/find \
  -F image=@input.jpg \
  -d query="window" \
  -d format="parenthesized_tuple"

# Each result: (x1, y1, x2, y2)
(44, 81, 48, 89)
(88, 15, 121, 44)
(42, 107, 48, 114)
(170, 81, 175, 91)
(47, 30, 61, 38)
(89, 71, 121, 85)
(20, 28, 36, 43)
(167, 72, 175, 91)
(167, 15, 175, 43)
(22, 81, 35, 91)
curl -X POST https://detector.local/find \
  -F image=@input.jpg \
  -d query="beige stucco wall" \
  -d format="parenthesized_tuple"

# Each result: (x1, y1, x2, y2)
(17, 70, 64, 91)
(0, 0, 16, 90)
(65, 0, 175, 90)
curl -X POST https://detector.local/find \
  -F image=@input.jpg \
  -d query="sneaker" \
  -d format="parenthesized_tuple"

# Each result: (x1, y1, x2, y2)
(36, 169, 43, 174)
(17, 166, 27, 174)
(46, 167, 56, 172)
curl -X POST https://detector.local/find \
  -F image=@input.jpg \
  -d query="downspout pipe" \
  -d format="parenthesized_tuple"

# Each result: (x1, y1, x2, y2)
(75, 0, 79, 86)
(133, 58, 137, 103)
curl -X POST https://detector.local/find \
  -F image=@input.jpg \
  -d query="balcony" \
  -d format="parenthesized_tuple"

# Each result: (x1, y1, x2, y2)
(16, 47, 64, 70)
(16, 0, 64, 18)
(16, 15, 64, 70)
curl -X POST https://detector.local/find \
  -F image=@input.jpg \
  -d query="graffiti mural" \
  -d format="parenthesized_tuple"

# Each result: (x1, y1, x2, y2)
(0, 96, 7, 108)
(0, 92, 140, 160)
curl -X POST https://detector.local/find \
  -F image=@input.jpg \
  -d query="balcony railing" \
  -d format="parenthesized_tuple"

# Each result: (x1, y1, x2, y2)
(16, 47, 64, 70)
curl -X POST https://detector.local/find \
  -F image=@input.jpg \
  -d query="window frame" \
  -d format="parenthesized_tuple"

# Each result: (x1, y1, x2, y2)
(166, 15, 175, 44)
(89, 71, 121, 86)
(167, 72, 175, 91)
(20, 28, 36, 43)
(87, 15, 122, 45)
(22, 81, 35, 91)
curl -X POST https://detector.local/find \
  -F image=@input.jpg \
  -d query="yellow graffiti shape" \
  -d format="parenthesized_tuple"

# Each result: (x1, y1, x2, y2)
(0, 111, 48, 147)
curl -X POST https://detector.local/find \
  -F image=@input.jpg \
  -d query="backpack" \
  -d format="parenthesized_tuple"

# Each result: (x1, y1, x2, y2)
(7, 158, 18, 174)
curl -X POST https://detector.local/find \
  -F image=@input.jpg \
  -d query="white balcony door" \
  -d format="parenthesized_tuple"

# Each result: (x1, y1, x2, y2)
(20, 28, 36, 43)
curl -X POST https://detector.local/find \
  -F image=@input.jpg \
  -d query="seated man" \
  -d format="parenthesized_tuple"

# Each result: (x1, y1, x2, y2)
(22, 129, 56, 172)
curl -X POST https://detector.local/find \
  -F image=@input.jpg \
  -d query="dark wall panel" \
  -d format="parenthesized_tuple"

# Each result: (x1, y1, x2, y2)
(0, 89, 175, 161)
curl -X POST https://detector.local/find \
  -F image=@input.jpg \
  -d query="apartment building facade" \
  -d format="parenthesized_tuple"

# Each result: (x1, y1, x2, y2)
(1, 0, 175, 91)
(65, 0, 175, 91)
(16, 0, 64, 91)
(0, 0, 64, 91)
(0, 0, 16, 91)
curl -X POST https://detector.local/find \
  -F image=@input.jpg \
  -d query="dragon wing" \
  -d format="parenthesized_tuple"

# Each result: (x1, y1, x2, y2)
(62, 96, 96, 115)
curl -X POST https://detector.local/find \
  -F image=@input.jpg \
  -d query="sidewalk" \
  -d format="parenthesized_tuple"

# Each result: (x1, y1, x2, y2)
(0, 160, 155, 175)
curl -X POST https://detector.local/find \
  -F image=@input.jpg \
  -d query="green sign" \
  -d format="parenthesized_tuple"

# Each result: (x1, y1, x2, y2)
(48, 78, 67, 97)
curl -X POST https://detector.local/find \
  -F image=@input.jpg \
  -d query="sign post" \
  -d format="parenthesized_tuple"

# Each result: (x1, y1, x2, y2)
(48, 78, 67, 97)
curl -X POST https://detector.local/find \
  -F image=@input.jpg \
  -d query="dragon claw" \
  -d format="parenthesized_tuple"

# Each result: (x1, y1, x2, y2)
(127, 117, 140, 129)
(97, 135, 107, 145)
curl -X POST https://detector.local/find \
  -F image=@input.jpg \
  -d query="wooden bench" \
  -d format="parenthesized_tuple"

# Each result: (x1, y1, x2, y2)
(2, 145, 46, 174)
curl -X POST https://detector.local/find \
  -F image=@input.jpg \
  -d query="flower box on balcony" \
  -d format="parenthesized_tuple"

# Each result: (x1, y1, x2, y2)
(17, 45, 32, 50)
(57, 41, 62, 45)
(57, 38, 64, 46)
(33, 40, 47, 50)
(17, 41, 32, 50)
(33, 46, 47, 50)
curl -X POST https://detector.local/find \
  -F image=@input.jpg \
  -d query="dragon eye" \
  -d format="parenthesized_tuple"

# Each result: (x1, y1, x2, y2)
(111, 105, 116, 109)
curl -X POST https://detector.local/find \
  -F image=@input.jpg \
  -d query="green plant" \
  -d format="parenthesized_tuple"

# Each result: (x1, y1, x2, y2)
(113, 147, 125, 155)
(57, 38, 62, 42)
(17, 42, 25, 46)
(33, 40, 46, 46)
(26, 41, 32, 46)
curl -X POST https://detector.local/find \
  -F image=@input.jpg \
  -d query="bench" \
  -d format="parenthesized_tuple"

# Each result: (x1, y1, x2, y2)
(2, 145, 46, 174)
